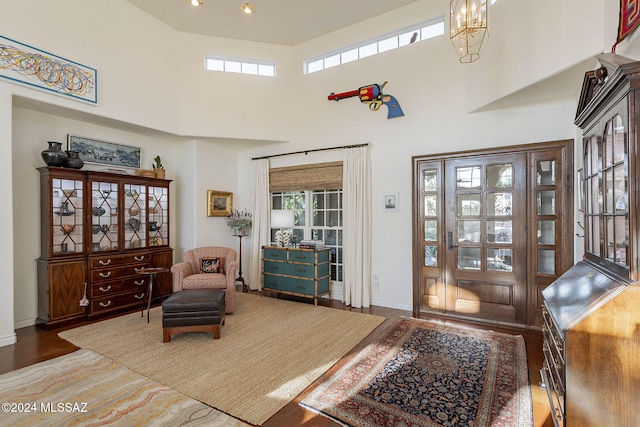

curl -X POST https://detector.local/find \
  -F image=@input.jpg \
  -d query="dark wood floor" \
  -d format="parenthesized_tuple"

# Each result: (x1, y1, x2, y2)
(0, 296, 554, 427)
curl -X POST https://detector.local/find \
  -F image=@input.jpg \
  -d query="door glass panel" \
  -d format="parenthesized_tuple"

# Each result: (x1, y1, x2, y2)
(592, 217, 601, 256)
(424, 195, 437, 216)
(615, 216, 628, 264)
(487, 220, 512, 243)
(487, 248, 512, 272)
(536, 160, 555, 185)
(92, 181, 119, 252)
(456, 166, 481, 188)
(537, 220, 555, 245)
(124, 184, 146, 250)
(536, 190, 555, 215)
(614, 164, 627, 212)
(458, 247, 481, 270)
(425, 245, 437, 267)
(458, 220, 481, 243)
(424, 220, 437, 241)
(590, 137, 599, 174)
(424, 169, 438, 191)
(486, 164, 513, 188)
(590, 176, 600, 214)
(54, 179, 83, 254)
(487, 193, 512, 216)
(604, 120, 613, 167)
(613, 114, 625, 163)
(457, 194, 481, 216)
(537, 249, 555, 274)
(604, 169, 614, 213)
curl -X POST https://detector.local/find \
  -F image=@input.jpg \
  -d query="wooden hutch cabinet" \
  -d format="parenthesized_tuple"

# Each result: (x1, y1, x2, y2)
(540, 54, 640, 427)
(37, 167, 173, 328)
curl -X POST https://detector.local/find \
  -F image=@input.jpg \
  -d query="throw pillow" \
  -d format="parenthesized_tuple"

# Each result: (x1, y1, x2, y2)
(201, 257, 225, 274)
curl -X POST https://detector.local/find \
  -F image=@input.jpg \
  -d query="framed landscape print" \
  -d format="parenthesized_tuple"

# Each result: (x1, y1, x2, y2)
(67, 134, 141, 169)
(207, 190, 233, 217)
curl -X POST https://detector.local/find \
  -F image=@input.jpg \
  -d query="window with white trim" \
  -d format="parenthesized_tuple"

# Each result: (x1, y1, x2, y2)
(305, 17, 445, 74)
(271, 190, 343, 282)
(205, 56, 276, 77)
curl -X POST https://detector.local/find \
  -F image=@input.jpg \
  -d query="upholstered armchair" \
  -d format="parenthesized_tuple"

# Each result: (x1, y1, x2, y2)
(170, 246, 238, 313)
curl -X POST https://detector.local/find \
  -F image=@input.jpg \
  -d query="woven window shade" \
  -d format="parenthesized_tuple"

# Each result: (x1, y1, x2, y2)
(270, 161, 343, 192)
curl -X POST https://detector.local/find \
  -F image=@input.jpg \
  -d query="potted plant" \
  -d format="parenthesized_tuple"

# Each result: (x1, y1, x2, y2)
(225, 209, 252, 235)
(153, 155, 165, 179)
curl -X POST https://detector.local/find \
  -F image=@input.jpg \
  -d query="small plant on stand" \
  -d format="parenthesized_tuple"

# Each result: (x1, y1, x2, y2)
(225, 209, 252, 235)
(152, 156, 165, 179)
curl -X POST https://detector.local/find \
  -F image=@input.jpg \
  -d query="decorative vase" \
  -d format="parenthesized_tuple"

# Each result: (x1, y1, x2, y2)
(64, 150, 84, 169)
(41, 141, 68, 167)
(154, 168, 166, 179)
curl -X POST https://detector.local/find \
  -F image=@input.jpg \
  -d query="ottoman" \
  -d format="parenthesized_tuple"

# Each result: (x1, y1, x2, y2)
(162, 289, 226, 343)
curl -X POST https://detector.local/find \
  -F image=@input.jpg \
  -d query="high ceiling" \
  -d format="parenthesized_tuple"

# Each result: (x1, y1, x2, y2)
(126, 0, 418, 46)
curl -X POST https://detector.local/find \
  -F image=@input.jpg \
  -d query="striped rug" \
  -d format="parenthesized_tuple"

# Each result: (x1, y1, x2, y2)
(0, 349, 249, 427)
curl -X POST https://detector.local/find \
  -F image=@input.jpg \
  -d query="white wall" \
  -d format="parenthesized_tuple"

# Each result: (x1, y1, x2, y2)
(1, 0, 638, 341)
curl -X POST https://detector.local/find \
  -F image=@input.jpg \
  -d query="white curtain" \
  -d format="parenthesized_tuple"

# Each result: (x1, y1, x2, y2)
(249, 158, 270, 290)
(342, 146, 372, 308)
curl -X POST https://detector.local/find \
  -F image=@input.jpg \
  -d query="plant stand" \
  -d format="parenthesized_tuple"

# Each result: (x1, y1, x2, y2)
(234, 234, 249, 292)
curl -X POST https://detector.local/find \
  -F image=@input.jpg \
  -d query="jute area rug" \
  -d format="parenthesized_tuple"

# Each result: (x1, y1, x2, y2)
(59, 292, 385, 426)
(300, 317, 533, 427)
(0, 349, 249, 427)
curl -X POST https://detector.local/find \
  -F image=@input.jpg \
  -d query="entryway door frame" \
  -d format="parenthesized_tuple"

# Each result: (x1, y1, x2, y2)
(411, 140, 574, 328)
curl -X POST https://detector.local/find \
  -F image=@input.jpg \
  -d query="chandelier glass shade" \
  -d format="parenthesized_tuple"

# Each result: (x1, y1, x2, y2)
(450, 0, 488, 63)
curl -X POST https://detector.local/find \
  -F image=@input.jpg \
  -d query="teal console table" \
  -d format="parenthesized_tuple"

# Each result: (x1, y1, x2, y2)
(262, 246, 331, 305)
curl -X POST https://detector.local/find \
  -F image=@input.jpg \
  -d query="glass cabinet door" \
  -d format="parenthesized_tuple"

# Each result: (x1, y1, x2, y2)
(52, 177, 83, 255)
(124, 183, 146, 250)
(148, 185, 169, 246)
(91, 180, 119, 253)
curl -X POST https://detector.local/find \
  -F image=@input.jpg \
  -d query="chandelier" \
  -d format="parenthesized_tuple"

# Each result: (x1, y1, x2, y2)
(450, 0, 488, 63)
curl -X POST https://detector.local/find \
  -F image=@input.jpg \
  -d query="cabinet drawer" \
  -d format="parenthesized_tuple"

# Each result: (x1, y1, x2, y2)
(263, 273, 294, 290)
(90, 276, 147, 298)
(264, 248, 287, 261)
(289, 263, 315, 278)
(288, 250, 315, 264)
(264, 260, 289, 275)
(91, 290, 147, 313)
(287, 279, 315, 296)
(90, 263, 150, 282)
(89, 252, 149, 269)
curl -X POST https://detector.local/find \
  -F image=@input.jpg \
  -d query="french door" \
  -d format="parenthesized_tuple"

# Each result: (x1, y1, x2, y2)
(413, 141, 573, 326)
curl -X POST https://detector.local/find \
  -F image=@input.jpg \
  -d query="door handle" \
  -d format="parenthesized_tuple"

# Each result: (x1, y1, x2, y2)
(447, 231, 458, 250)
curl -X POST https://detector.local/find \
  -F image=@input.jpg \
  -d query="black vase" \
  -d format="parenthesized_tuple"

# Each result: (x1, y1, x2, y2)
(41, 141, 68, 167)
(64, 150, 84, 169)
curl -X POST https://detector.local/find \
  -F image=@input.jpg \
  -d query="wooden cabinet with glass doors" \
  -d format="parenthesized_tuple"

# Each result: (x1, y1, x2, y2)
(37, 167, 173, 328)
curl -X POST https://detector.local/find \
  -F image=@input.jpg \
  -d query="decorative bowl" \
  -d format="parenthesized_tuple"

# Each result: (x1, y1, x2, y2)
(92, 207, 106, 216)
(60, 224, 75, 234)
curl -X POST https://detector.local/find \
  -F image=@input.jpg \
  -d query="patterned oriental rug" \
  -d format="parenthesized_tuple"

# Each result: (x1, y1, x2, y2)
(300, 317, 533, 427)
(0, 349, 249, 427)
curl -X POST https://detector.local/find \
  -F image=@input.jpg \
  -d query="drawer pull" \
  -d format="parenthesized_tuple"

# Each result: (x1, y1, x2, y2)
(295, 285, 305, 289)
(135, 255, 145, 261)
(135, 267, 143, 273)
(135, 280, 145, 286)
(294, 255, 306, 259)
(99, 272, 112, 278)
(268, 266, 280, 271)
(99, 300, 112, 308)
(134, 293, 145, 300)
(99, 285, 112, 292)
(295, 268, 306, 272)
(99, 259, 112, 266)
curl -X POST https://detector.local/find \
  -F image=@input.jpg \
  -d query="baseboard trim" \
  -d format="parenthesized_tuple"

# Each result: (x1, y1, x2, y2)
(0, 332, 17, 348)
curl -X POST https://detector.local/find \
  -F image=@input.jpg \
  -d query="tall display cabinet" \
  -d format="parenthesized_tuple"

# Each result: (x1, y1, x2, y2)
(540, 54, 640, 427)
(37, 167, 173, 329)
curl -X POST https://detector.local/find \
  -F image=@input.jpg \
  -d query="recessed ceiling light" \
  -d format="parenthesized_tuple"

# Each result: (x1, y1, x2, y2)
(241, 3, 254, 14)
(190, 0, 202, 6)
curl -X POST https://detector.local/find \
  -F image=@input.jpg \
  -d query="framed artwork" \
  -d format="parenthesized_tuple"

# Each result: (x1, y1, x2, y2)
(384, 193, 398, 211)
(67, 134, 141, 169)
(0, 34, 97, 104)
(207, 191, 233, 217)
